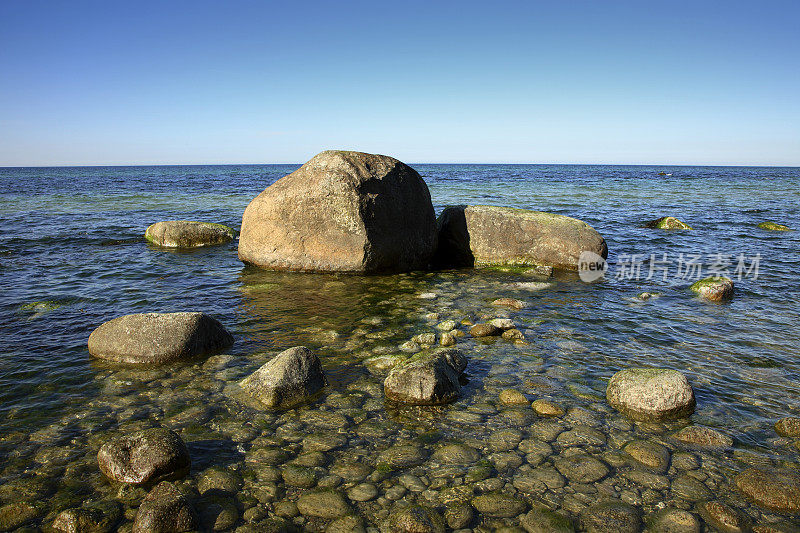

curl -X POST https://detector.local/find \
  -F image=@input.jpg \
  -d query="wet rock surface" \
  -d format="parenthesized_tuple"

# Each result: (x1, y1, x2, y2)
(97, 428, 190, 484)
(240, 346, 327, 408)
(88, 312, 233, 364)
(434, 204, 608, 270)
(144, 220, 235, 248)
(606, 368, 695, 421)
(383, 349, 467, 405)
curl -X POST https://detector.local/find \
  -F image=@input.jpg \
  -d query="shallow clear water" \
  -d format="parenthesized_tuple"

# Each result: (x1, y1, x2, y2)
(1, 164, 799, 531)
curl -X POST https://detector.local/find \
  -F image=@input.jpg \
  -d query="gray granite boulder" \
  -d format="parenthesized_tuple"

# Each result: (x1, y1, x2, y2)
(240, 346, 327, 408)
(145, 220, 235, 248)
(88, 312, 233, 364)
(433, 205, 607, 270)
(98, 428, 190, 484)
(238, 150, 437, 273)
(383, 349, 468, 405)
(606, 368, 695, 421)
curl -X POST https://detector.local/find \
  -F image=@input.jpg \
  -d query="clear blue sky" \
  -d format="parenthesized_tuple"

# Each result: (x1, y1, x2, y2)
(1, 1, 798, 166)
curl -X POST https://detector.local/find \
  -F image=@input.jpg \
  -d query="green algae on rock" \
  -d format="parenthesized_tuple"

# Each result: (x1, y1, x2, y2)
(145, 220, 235, 248)
(689, 276, 734, 301)
(758, 221, 792, 231)
(645, 216, 693, 230)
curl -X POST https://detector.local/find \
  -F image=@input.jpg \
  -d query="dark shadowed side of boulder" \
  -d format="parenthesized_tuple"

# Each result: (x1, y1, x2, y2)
(88, 312, 233, 364)
(238, 150, 437, 273)
(433, 205, 607, 270)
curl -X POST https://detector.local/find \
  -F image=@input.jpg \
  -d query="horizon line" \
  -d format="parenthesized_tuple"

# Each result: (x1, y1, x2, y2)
(2, 161, 799, 169)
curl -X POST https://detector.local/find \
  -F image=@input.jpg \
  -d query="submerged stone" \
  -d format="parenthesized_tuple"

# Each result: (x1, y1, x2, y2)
(296, 490, 351, 518)
(145, 220, 235, 248)
(133, 482, 197, 533)
(775, 417, 800, 437)
(671, 426, 733, 447)
(735, 467, 800, 514)
(581, 500, 642, 533)
(388, 505, 445, 533)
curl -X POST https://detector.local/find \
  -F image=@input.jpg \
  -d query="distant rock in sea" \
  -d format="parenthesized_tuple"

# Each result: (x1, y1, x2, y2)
(645, 216, 692, 230)
(238, 150, 437, 273)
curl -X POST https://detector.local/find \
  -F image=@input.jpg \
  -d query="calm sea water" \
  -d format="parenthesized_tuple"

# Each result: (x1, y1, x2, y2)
(1, 163, 799, 529)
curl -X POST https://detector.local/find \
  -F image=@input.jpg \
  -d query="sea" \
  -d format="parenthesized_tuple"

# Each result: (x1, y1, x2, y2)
(0, 163, 799, 530)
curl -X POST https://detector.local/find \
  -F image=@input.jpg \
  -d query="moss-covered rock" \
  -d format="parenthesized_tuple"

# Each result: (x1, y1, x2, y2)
(758, 221, 792, 231)
(689, 276, 734, 301)
(645, 216, 692, 230)
(145, 220, 235, 248)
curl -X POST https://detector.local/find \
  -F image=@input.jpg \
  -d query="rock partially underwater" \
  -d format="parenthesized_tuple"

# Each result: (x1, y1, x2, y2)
(97, 428, 190, 484)
(88, 312, 233, 364)
(145, 220, 235, 248)
(238, 150, 437, 273)
(606, 368, 696, 421)
(689, 276, 734, 302)
(433, 205, 607, 271)
(240, 346, 327, 409)
(645, 216, 693, 230)
(384, 348, 468, 405)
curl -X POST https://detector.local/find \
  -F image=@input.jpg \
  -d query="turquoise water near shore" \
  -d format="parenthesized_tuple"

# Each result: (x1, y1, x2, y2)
(1, 164, 799, 530)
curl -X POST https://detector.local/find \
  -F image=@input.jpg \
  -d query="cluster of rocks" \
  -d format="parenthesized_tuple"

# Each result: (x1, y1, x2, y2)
(235, 150, 608, 274)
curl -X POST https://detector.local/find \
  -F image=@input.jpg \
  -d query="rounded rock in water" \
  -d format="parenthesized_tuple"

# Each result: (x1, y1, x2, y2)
(97, 428, 190, 484)
(239, 346, 327, 409)
(88, 312, 234, 365)
(606, 368, 695, 421)
(144, 220, 235, 248)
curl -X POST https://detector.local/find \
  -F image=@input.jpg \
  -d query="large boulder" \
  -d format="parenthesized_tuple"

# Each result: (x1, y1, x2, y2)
(98, 428, 191, 484)
(240, 346, 327, 408)
(238, 150, 437, 273)
(88, 312, 233, 364)
(433, 205, 607, 270)
(145, 221, 235, 248)
(384, 348, 467, 405)
(133, 482, 198, 533)
(606, 368, 695, 421)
